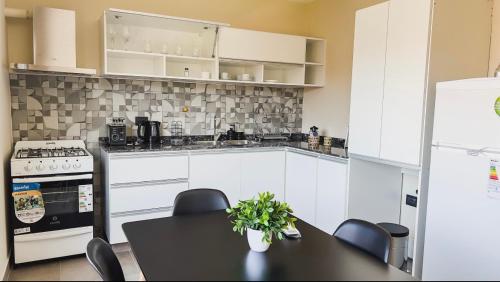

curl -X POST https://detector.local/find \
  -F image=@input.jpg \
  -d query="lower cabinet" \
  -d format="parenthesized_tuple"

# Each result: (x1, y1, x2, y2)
(285, 152, 318, 225)
(315, 159, 348, 234)
(189, 151, 286, 206)
(285, 152, 349, 233)
(104, 149, 348, 244)
(240, 151, 286, 201)
(189, 153, 242, 207)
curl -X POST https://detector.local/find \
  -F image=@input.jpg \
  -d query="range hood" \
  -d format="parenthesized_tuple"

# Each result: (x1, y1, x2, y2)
(10, 7, 96, 75)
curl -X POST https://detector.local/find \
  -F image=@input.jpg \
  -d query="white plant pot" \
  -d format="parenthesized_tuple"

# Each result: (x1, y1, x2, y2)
(247, 229, 271, 253)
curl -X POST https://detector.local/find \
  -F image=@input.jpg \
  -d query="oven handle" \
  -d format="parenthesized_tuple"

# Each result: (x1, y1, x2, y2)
(12, 174, 93, 184)
(14, 227, 93, 242)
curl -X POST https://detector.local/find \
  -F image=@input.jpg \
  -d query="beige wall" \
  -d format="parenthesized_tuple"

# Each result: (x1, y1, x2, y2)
(5, 0, 311, 73)
(490, 0, 500, 76)
(0, 0, 13, 278)
(302, 0, 385, 137)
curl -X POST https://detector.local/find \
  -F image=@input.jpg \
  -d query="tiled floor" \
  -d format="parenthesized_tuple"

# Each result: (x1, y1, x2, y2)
(7, 244, 141, 281)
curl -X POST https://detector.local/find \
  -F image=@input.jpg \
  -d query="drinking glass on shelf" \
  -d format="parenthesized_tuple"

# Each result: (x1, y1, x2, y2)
(122, 26, 130, 51)
(161, 43, 169, 54)
(176, 45, 183, 56)
(193, 47, 200, 57)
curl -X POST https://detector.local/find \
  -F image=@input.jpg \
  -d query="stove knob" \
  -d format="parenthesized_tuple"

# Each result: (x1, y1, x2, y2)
(62, 163, 71, 170)
(36, 164, 46, 171)
(24, 164, 33, 172)
(73, 163, 82, 169)
(49, 164, 58, 171)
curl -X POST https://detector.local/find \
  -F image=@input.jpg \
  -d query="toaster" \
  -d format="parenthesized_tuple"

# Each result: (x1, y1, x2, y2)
(108, 118, 127, 146)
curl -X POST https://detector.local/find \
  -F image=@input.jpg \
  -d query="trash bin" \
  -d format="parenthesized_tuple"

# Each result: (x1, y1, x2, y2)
(377, 223, 410, 269)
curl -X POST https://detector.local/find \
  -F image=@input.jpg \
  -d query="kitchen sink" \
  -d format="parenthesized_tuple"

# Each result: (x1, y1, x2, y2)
(222, 140, 261, 146)
(191, 140, 261, 146)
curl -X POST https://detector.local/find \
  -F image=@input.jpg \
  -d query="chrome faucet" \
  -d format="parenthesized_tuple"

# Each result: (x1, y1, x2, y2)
(213, 115, 221, 142)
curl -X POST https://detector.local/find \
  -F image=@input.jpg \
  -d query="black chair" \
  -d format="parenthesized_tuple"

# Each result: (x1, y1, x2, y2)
(86, 238, 125, 282)
(173, 189, 230, 216)
(333, 219, 391, 264)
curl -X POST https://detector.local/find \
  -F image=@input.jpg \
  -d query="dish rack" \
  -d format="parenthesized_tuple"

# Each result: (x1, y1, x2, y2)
(170, 121, 184, 146)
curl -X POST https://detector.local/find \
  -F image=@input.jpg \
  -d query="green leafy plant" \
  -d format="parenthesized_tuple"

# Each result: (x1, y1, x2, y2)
(226, 192, 297, 244)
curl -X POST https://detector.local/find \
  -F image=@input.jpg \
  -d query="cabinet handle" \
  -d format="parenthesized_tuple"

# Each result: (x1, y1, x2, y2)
(110, 178, 188, 189)
(111, 206, 173, 218)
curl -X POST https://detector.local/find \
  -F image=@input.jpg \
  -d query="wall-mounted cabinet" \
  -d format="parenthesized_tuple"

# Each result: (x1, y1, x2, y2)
(101, 9, 326, 87)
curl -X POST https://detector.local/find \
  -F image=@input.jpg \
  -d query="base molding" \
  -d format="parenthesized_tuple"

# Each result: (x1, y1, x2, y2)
(1, 254, 11, 281)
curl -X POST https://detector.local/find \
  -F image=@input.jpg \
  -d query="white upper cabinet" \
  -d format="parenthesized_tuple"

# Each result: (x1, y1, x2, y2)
(349, 2, 390, 158)
(240, 151, 286, 202)
(379, 0, 432, 166)
(350, 0, 433, 166)
(219, 27, 306, 64)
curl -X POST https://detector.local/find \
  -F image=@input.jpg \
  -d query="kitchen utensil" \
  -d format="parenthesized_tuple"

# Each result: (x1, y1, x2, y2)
(221, 72, 230, 80)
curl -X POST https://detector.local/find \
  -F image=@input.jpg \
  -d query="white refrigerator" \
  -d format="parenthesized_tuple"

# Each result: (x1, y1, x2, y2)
(423, 78, 500, 281)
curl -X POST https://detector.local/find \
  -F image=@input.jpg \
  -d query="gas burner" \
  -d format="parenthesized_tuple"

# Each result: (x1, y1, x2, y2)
(15, 147, 88, 159)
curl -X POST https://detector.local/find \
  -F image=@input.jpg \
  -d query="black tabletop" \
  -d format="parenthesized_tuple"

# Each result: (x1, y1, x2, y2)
(123, 211, 415, 281)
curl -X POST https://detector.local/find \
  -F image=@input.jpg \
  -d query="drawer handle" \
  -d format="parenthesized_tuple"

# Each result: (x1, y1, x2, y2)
(111, 206, 173, 218)
(111, 179, 188, 189)
(110, 154, 188, 159)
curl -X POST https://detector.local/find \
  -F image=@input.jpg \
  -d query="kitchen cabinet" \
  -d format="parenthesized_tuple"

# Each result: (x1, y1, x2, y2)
(189, 153, 242, 206)
(102, 151, 190, 244)
(99, 9, 325, 88)
(103, 148, 348, 244)
(350, 0, 431, 166)
(349, 2, 389, 159)
(219, 27, 306, 64)
(285, 152, 318, 225)
(240, 151, 286, 201)
(315, 159, 348, 234)
(379, 0, 432, 166)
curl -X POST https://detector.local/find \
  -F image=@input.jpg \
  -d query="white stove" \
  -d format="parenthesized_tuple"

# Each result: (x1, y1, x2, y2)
(10, 140, 94, 264)
(11, 140, 94, 177)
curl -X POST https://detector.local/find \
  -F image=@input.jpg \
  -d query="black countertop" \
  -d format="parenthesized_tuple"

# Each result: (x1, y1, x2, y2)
(100, 141, 349, 160)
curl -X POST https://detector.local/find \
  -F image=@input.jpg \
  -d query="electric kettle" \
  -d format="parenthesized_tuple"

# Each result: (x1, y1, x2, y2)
(137, 121, 161, 144)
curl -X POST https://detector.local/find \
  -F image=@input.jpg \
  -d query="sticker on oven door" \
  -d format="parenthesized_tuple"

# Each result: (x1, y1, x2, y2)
(14, 227, 30, 235)
(488, 160, 500, 199)
(12, 183, 45, 224)
(79, 185, 93, 213)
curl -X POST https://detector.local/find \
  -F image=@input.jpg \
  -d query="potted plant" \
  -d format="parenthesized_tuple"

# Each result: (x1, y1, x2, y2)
(227, 192, 297, 253)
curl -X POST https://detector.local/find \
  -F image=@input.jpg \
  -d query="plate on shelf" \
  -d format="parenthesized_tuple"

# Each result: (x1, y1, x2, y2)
(264, 80, 279, 83)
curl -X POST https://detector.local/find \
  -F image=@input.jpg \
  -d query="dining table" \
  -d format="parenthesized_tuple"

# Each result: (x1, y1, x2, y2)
(122, 210, 416, 281)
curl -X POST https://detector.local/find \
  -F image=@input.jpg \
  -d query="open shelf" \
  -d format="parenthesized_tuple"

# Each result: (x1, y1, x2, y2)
(306, 38, 326, 65)
(263, 63, 305, 85)
(165, 58, 216, 79)
(106, 50, 165, 77)
(219, 59, 264, 82)
(305, 65, 325, 86)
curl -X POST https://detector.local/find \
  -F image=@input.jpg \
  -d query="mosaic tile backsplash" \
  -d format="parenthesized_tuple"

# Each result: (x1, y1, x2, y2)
(9, 73, 304, 236)
(10, 74, 304, 144)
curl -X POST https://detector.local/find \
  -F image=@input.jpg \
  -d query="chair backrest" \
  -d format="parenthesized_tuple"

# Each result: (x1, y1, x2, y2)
(173, 189, 230, 216)
(333, 219, 391, 264)
(86, 238, 125, 282)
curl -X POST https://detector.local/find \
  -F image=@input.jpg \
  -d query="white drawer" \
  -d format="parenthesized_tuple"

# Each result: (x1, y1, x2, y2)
(109, 154, 188, 184)
(108, 208, 172, 244)
(109, 181, 188, 214)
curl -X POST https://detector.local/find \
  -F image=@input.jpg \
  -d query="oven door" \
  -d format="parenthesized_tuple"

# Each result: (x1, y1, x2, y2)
(11, 174, 94, 235)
